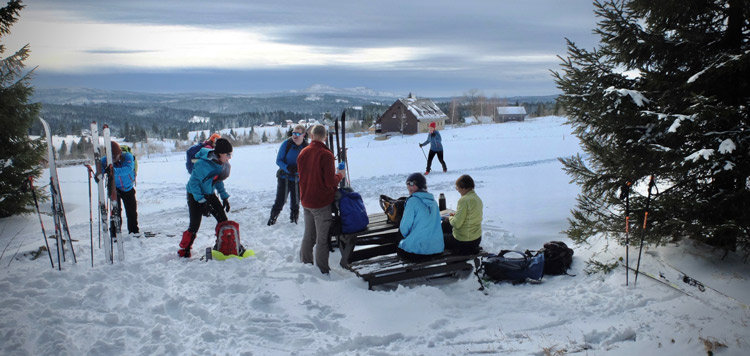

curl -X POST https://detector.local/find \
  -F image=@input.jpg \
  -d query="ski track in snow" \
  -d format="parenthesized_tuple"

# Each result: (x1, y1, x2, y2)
(2, 116, 749, 355)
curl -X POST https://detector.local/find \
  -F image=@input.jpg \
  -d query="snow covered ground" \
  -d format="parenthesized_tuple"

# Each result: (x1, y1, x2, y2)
(1, 116, 748, 355)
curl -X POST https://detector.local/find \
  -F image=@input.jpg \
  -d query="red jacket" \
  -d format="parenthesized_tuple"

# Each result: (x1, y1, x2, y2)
(298, 140, 342, 209)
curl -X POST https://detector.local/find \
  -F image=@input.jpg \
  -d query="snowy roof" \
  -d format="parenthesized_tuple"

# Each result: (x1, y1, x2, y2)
(399, 96, 448, 122)
(496, 106, 527, 115)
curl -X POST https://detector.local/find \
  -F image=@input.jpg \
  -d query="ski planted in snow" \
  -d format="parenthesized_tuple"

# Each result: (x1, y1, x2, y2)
(39, 117, 77, 270)
(91, 121, 115, 263)
(103, 125, 125, 261)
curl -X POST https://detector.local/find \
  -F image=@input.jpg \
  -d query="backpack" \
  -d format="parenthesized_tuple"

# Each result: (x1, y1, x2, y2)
(476, 250, 545, 287)
(120, 144, 137, 179)
(338, 188, 369, 234)
(540, 241, 574, 275)
(379, 195, 407, 225)
(186, 142, 205, 174)
(214, 220, 245, 256)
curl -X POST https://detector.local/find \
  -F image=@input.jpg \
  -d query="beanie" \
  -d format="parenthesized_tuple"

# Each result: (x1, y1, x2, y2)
(110, 141, 122, 157)
(406, 172, 427, 190)
(207, 133, 221, 145)
(214, 138, 233, 154)
(429, 122, 436, 129)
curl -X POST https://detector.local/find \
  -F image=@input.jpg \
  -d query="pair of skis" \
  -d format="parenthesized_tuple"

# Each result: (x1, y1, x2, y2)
(38, 118, 77, 270)
(331, 110, 350, 188)
(89, 121, 124, 263)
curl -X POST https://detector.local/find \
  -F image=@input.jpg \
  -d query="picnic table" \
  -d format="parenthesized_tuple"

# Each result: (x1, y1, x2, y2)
(336, 210, 487, 290)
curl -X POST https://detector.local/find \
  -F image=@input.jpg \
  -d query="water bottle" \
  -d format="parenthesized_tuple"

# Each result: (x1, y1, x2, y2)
(439, 193, 446, 211)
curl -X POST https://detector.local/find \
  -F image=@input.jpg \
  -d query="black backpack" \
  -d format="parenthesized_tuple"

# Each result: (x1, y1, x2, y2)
(540, 241, 574, 275)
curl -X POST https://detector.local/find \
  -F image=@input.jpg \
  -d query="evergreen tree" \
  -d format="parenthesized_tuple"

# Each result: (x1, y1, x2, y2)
(0, 0, 45, 217)
(553, 0, 749, 253)
(58, 140, 68, 160)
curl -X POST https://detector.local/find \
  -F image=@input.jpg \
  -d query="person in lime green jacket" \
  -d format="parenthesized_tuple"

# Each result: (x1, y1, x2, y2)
(442, 174, 483, 254)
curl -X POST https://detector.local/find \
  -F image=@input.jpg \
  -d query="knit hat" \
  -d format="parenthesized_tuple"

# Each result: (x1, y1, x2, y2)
(406, 172, 427, 190)
(207, 133, 221, 145)
(429, 122, 436, 129)
(214, 138, 233, 154)
(110, 141, 122, 157)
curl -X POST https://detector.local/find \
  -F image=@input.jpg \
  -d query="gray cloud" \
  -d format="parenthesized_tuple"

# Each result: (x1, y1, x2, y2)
(29, 0, 602, 96)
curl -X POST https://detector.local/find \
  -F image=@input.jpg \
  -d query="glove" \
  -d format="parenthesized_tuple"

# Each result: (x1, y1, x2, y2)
(419, 143, 424, 148)
(287, 165, 297, 174)
(222, 198, 231, 213)
(199, 201, 212, 217)
(338, 162, 346, 170)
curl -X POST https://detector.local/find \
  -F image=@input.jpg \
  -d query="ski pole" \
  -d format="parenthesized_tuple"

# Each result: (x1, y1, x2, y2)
(85, 165, 95, 267)
(419, 145, 427, 161)
(619, 181, 632, 285)
(28, 177, 54, 269)
(634, 175, 656, 287)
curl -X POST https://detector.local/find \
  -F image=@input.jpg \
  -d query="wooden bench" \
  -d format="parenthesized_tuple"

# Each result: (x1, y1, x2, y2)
(336, 211, 487, 289)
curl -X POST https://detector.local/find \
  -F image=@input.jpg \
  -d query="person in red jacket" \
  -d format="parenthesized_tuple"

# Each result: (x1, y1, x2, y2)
(297, 124, 345, 274)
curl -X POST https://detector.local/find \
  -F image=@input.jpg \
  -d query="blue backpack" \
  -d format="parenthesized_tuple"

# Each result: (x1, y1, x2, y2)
(338, 188, 369, 234)
(185, 142, 205, 174)
(477, 250, 545, 287)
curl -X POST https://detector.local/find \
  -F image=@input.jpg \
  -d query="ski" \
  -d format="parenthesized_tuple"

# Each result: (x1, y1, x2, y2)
(39, 117, 77, 269)
(103, 125, 125, 261)
(91, 122, 114, 263)
(340, 110, 350, 187)
(27, 176, 55, 269)
(646, 252, 750, 310)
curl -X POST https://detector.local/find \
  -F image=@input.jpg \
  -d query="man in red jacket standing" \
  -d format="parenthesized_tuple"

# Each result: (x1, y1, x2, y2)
(297, 124, 345, 274)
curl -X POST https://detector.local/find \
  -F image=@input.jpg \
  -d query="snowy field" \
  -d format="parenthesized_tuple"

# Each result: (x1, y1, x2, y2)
(1, 116, 748, 355)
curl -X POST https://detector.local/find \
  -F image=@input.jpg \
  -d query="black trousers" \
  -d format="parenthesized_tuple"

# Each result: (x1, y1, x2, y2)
(186, 193, 227, 233)
(271, 177, 299, 215)
(113, 188, 139, 234)
(441, 219, 481, 255)
(426, 150, 447, 172)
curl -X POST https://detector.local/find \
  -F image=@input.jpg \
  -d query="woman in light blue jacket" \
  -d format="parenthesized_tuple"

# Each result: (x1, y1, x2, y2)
(398, 173, 444, 260)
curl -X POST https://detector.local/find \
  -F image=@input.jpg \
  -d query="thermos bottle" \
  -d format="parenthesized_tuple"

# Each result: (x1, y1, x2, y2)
(439, 193, 446, 211)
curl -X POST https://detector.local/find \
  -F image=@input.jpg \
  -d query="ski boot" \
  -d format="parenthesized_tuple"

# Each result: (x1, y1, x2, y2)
(424, 171, 430, 176)
(178, 230, 195, 258)
(290, 210, 299, 224)
(267, 210, 279, 226)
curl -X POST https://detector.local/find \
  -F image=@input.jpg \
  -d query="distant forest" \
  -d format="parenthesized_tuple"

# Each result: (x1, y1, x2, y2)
(31, 89, 559, 143)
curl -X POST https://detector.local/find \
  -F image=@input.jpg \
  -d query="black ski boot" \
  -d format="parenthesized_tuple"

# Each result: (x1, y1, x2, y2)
(267, 210, 280, 226)
(290, 210, 299, 224)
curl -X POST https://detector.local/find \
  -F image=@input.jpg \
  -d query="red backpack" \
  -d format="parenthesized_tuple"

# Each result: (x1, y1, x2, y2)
(214, 221, 245, 256)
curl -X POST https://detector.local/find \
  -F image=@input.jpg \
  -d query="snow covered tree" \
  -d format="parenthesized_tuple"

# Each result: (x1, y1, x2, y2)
(0, 0, 46, 217)
(553, 0, 749, 254)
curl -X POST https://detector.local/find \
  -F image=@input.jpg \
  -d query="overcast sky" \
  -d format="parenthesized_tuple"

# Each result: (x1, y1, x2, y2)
(6, 0, 601, 97)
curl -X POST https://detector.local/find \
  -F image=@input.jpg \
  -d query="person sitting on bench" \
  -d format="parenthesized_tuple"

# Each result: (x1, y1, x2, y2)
(397, 173, 444, 261)
(442, 174, 483, 255)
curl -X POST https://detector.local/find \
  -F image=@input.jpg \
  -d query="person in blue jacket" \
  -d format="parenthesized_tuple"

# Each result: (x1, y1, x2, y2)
(179, 138, 233, 258)
(101, 142, 139, 235)
(397, 172, 444, 260)
(418, 121, 447, 175)
(268, 124, 308, 225)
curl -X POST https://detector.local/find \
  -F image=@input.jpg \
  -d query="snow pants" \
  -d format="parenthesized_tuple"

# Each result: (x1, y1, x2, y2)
(426, 150, 447, 173)
(300, 204, 333, 274)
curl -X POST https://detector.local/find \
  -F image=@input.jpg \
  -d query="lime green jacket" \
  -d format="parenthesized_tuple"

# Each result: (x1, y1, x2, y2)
(449, 190, 483, 241)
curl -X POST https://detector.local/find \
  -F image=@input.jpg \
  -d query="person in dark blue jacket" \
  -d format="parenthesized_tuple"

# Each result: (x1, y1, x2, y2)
(418, 121, 447, 175)
(268, 124, 308, 225)
(397, 173, 444, 260)
(178, 138, 233, 258)
(101, 142, 139, 234)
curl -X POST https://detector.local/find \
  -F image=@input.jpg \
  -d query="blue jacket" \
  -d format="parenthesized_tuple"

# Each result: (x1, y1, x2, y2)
(398, 191, 444, 255)
(276, 138, 307, 181)
(186, 148, 230, 203)
(101, 152, 135, 192)
(421, 130, 443, 152)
